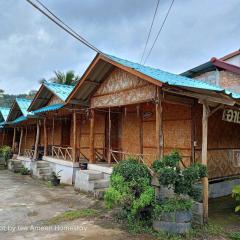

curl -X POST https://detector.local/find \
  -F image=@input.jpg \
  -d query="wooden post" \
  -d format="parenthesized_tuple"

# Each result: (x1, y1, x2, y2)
(89, 109, 95, 163)
(156, 88, 164, 159)
(52, 116, 55, 146)
(33, 120, 40, 160)
(18, 128, 23, 156)
(202, 102, 209, 223)
(2, 129, 5, 146)
(72, 111, 77, 162)
(51, 116, 55, 156)
(108, 108, 111, 165)
(139, 104, 143, 155)
(43, 118, 48, 156)
(25, 126, 27, 149)
(12, 127, 16, 152)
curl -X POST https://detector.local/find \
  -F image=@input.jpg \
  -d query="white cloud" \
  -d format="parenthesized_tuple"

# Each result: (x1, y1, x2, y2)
(0, 0, 239, 93)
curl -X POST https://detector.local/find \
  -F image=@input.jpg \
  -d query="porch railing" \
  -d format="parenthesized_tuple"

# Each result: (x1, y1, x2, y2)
(52, 146, 73, 161)
(110, 149, 155, 174)
(24, 149, 34, 159)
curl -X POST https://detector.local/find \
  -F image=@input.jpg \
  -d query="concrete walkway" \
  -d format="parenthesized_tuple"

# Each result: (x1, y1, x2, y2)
(0, 170, 136, 240)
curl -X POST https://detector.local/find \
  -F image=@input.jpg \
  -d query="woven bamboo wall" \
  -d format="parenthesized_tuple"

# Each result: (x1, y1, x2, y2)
(76, 112, 105, 160)
(118, 102, 192, 166)
(22, 127, 36, 150)
(194, 104, 240, 179)
(91, 68, 156, 108)
(121, 106, 140, 154)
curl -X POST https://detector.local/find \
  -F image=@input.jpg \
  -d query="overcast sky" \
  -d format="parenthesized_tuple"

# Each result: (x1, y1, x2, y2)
(0, 0, 240, 94)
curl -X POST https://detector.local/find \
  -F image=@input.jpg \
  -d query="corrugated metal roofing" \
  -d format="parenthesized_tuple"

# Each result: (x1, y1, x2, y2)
(0, 121, 6, 126)
(9, 115, 27, 125)
(43, 81, 75, 101)
(105, 54, 240, 99)
(32, 103, 64, 114)
(16, 98, 33, 116)
(0, 107, 10, 121)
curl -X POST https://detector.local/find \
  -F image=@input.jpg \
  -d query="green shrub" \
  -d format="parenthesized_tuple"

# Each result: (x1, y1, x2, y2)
(112, 157, 151, 183)
(152, 150, 207, 200)
(153, 197, 193, 219)
(104, 158, 154, 228)
(232, 185, 240, 212)
(229, 232, 240, 240)
(0, 145, 11, 166)
(20, 166, 30, 175)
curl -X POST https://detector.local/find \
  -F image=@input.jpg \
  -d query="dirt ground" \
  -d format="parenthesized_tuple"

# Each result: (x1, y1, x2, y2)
(0, 170, 149, 240)
(1, 170, 240, 240)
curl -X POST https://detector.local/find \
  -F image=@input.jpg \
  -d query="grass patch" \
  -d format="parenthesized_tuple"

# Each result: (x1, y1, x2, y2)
(47, 208, 100, 225)
(119, 220, 226, 240)
(228, 232, 240, 240)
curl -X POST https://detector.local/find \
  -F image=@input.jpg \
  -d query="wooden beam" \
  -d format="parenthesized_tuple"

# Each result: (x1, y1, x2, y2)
(18, 128, 23, 156)
(165, 88, 235, 106)
(108, 108, 111, 164)
(89, 109, 95, 163)
(202, 102, 209, 223)
(33, 120, 40, 160)
(12, 127, 16, 152)
(52, 116, 54, 147)
(139, 104, 143, 155)
(85, 79, 101, 86)
(43, 118, 48, 156)
(72, 111, 77, 162)
(25, 126, 27, 149)
(156, 88, 164, 159)
(2, 129, 5, 146)
(208, 104, 223, 118)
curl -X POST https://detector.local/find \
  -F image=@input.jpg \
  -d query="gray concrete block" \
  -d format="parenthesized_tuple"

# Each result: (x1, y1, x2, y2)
(153, 220, 191, 234)
(192, 201, 203, 225)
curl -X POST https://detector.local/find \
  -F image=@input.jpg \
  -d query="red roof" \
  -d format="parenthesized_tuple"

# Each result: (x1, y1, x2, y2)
(220, 49, 240, 61)
(210, 57, 240, 75)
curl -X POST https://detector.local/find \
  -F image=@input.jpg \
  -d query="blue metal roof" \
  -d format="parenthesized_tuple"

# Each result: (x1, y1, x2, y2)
(43, 81, 75, 101)
(0, 121, 6, 126)
(32, 103, 64, 114)
(0, 107, 10, 122)
(9, 115, 28, 125)
(106, 54, 240, 99)
(16, 98, 33, 116)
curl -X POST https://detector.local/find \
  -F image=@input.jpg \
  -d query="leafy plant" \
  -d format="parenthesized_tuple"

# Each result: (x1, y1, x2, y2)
(0, 145, 11, 166)
(51, 170, 62, 180)
(229, 231, 240, 240)
(104, 158, 154, 228)
(20, 166, 30, 175)
(153, 197, 193, 219)
(232, 185, 240, 212)
(40, 70, 79, 86)
(152, 150, 207, 200)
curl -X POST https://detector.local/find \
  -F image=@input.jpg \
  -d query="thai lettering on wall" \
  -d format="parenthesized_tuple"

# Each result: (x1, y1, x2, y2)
(222, 109, 240, 124)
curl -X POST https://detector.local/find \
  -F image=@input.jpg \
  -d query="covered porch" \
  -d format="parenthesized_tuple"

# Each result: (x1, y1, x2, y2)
(66, 53, 240, 222)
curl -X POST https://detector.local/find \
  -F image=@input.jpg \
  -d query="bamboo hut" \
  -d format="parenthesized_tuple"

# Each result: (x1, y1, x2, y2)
(67, 53, 240, 222)
(0, 107, 13, 147)
(28, 81, 83, 184)
(6, 98, 37, 167)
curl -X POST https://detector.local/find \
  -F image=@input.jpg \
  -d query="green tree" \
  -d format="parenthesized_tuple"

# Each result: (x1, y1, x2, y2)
(51, 70, 79, 85)
(40, 70, 79, 86)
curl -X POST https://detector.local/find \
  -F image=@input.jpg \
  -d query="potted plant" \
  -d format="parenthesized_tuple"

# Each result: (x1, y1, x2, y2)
(50, 170, 62, 186)
(20, 166, 30, 175)
(152, 151, 207, 234)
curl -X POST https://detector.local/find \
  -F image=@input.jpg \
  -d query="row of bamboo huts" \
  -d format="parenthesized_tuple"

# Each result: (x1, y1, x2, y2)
(1, 50, 240, 221)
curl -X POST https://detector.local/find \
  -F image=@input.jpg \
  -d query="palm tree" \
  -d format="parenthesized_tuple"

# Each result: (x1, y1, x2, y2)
(51, 70, 79, 85)
(39, 70, 79, 86)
